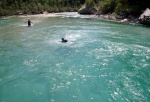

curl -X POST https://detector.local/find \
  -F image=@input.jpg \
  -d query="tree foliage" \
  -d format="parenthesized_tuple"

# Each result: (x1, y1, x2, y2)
(85, 0, 95, 7)
(0, 0, 150, 16)
(99, 0, 150, 16)
(0, 0, 86, 16)
(99, 0, 116, 14)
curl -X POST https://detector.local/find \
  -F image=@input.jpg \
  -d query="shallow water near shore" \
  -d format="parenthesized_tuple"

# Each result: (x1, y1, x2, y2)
(0, 12, 150, 102)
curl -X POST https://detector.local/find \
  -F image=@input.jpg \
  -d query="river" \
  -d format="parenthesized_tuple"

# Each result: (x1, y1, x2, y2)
(0, 12, 150, 102)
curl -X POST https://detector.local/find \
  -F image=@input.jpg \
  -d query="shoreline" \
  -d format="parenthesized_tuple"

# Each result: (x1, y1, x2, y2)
(0, 12, 144, 26)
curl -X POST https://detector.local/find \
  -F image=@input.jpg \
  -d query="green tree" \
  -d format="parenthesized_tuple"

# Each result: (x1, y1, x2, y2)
(99, 0, 116, 14)
(85, 0, 95, 7)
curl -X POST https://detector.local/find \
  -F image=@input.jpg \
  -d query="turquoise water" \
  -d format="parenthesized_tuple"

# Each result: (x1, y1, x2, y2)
(0, 13, 150, 102)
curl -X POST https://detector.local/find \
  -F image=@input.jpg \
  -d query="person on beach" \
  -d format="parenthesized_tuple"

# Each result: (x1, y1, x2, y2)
(26, 19, 32, 27)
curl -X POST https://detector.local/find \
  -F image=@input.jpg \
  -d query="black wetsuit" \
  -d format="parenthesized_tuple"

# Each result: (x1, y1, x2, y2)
(62, 38, 68, 43)
(28, 20, 31, 26)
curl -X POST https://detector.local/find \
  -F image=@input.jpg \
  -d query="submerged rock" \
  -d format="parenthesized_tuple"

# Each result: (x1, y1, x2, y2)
(121, 18, 129, 23)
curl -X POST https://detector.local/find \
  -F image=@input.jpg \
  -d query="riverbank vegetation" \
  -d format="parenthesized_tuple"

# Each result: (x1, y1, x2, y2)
(99, 0, 150, 17)
(0, 0, 84, 16)
(0, 0, 150, 17)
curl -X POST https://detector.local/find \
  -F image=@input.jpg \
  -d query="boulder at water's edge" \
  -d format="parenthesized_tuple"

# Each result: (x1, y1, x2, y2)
(78, 5, 98, 15)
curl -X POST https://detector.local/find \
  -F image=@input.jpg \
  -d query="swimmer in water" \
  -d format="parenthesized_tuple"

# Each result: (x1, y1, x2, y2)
(26, 19, 32, 27)
(61, 38, 68, 43)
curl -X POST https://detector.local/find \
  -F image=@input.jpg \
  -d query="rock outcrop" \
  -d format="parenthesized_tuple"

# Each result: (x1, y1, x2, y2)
(78, 5, 98, 15)
(139, 8, 150, 25)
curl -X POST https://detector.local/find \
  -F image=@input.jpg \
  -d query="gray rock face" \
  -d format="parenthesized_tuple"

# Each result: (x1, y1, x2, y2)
(78, 5, 98, 15)
(139, 8, 150, 25)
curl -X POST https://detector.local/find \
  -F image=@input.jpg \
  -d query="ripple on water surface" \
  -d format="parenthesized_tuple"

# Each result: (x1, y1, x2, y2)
(0, 14, 150, 102)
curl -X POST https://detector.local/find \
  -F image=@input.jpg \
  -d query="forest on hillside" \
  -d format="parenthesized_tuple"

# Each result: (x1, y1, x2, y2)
(0, 0, 150, 16)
